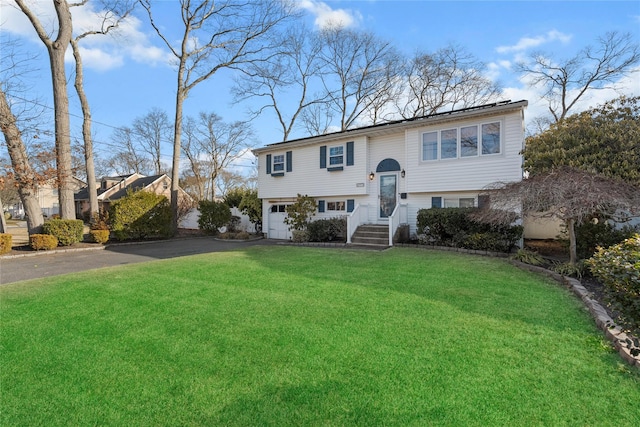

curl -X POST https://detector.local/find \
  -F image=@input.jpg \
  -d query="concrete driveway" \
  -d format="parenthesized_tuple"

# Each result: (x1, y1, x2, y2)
(0, 237, 276, 285)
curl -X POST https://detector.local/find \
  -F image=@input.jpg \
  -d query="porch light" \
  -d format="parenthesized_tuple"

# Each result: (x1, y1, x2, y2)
(401, 169, 405, 178)
(369, 172, 375, 181)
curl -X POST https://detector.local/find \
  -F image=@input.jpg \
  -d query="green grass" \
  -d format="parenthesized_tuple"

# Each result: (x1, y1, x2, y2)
(1, 246, 638, 426)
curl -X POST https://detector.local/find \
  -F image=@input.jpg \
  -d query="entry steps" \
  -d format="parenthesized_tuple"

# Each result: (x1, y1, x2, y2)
(350, 224, 389, 247)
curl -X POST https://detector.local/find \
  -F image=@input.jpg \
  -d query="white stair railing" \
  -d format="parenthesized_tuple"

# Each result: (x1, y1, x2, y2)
(388, 203, 409, 246)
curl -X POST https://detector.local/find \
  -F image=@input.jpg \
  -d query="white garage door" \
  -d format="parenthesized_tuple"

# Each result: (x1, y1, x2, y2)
(268, 204, 291, 240)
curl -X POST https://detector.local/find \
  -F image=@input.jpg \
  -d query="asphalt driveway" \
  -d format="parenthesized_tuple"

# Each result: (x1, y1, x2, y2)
(0, 237, 276, 285)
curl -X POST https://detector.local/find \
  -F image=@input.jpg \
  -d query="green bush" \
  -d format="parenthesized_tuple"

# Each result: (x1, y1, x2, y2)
(588, 234, 640, 335)
(89, 229, 110, 244)
(42, 219, 84, 246)
(510, 249, 545, 266)
(223, 188, 245, 208)
(307, 217, 347, 242)
(198, 200, 231, 234)
(564, 216, 638, 260)
(0, 233, 12, 255)
(227, 215, 241, 233)
(284, 194, 316, 231)
(30, 234, 58, 251)
(416, 208, 522, 252)
(110, 190, 172, 241)
(238, 189, 262, 232)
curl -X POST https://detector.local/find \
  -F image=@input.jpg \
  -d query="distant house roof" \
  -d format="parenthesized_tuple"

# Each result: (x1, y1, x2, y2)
(105, 174, 166, 200)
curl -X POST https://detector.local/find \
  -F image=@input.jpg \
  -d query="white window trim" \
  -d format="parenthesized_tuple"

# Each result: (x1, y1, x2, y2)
(327, 201, 346, 211)
(421, 120, 502, 162)
(328, 145, 344, 167)
(272, 154, 285, 172)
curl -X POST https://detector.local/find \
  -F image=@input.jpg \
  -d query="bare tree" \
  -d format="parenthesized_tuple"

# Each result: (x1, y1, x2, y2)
(233, 24, 327, 141)
(0, 86, 45, 234)
(70, 0, 135, 222)
(132, 108, 171, 175)
(316, 26, 401, 130)
(14, 0, 75, 219)
(478, 168, 640, 265)
(517, 31, 640, 123)
(397, 45, 502, 119)
(181, 112, 254, 200)
(109, 126, 154, 175)
(139, 0, 294, 232)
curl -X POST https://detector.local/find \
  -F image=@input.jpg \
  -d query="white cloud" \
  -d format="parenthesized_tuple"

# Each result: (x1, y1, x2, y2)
(298, 0, 362, 29)
(1, 1, 172, 71)
(496, 30, 572, 54)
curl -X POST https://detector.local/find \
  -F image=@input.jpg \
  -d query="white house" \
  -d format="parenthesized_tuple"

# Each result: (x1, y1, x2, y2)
(253, 100, 528, 244)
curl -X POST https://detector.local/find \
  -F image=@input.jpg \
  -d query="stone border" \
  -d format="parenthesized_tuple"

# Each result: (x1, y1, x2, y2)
(509, 261, 639, 368)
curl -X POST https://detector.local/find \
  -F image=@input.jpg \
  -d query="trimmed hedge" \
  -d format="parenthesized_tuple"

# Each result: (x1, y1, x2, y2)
(307, 217, 347, 242)
(110, 190, 172, 241)
(588, 234, 640, 336)
(417, 207, 522, 253)
(89, 229, 110, 244)
(198, 200, 231, 234)
(43, 219, 84, 246)
(570, 217, 638, 260)
(30, 234, 59, 251)
(0, 234, 12, 255)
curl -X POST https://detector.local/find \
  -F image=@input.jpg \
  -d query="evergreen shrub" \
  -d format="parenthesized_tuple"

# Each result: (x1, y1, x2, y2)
(198, 200, 231, 234)
(307, 217, 347, 242)
(89, 230, 110, 244)
(42, 219, 84, 246)
(0, 234, 12, 255)
(588, 234, 640, 336)
(110, 190, 172, 241)
(416, 207, 522, 252)
(30, 234, 58, 251)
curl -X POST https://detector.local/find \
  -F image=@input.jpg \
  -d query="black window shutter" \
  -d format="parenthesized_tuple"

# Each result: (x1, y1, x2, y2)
(266, 154, 272, 175)
(346, 141, 354, 166)
(347, 199, 354, 212)
(286, 151, 292, 172)
(431, 197, 442, 208)
(320, 146, 327, 169)
(318, 200, 325, 212)
(478, 194, 490, 209)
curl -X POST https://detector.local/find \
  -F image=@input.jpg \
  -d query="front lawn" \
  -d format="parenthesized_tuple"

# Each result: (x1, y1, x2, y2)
(1, 247, 638, 426)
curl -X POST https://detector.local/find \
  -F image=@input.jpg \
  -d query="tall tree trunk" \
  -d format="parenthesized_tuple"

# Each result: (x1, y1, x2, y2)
(50, 27, 74, 219)
(71, 39, 99, 221)
(568, 218, 578, 265)
(0, 87, 45, 234)
(15, 0, 75, 219)
(170, 81, 186, 234)
(0, 196, 6, 233)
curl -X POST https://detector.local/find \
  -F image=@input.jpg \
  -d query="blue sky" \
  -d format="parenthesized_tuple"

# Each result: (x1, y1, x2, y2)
(2, 0, 639, 173)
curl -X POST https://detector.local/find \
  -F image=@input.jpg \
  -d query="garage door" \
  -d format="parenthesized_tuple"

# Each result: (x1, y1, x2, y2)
(268, 204, 291, 240)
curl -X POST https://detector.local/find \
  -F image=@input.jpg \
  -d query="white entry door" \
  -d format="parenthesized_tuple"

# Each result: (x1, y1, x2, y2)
(379, 174, 397, 219)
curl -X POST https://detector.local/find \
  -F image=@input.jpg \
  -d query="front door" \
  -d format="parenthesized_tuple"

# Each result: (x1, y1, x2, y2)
(379, 174, 397, 219)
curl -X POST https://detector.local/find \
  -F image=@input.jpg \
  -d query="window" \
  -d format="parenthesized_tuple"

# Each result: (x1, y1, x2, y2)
(444, 197, 475, 208)
(460, 126, 478, 157)
(273, 154, 285, 172)
(327, 201, 345, 211)
(441, 129, 457, 159)
(270, 204, 287, 213)
(422, 132, 437, 161)
(421, 121, 500, 161)
(482, 122, 500, 155)
(329, 146, 343, 166)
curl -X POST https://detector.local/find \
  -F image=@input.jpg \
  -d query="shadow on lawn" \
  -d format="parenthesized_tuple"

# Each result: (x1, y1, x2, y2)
(241, 245, 589, 333)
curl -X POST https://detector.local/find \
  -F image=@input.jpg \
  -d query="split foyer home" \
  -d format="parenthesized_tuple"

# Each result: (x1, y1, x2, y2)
(253, 100, 528, 244)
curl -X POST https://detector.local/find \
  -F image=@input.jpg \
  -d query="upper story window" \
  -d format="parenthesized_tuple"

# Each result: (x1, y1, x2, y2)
(329, 146, 344, 166)
(273, 154, 285, 172)
(422, 121, 501, 161)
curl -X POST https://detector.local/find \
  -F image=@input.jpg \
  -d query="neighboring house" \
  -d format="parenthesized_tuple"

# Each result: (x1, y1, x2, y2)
(75, 173, 191, 218)
(253, 100, 528, 243)
(39, 177, 86, 217)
